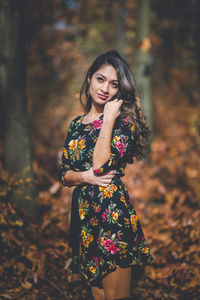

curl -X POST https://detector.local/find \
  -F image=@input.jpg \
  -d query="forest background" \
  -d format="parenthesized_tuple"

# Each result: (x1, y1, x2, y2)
(0, 0, 199, 299)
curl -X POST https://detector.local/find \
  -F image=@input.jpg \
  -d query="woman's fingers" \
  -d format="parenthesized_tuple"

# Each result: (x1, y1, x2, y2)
(103, 99, 123, 121)
(103, 174, 115, 179)
(96, 177, 115, 186)
(99, 174, 116, 181)
(88, 167, 117, 187)
(103, 170, 117, 176)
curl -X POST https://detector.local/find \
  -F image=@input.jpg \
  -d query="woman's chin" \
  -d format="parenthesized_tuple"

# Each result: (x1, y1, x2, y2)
(92, 99, 106, 106)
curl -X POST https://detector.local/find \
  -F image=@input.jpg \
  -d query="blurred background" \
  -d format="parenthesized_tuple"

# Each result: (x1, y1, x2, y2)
(0, 0, 199, 299)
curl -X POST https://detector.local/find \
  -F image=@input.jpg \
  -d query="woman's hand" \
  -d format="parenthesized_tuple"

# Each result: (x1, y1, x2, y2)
(103, 99, 123, 123)
(82, 167, 117, 187)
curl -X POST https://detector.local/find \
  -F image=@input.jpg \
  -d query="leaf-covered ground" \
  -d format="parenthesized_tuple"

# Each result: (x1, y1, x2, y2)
(0, 89, 200, 299)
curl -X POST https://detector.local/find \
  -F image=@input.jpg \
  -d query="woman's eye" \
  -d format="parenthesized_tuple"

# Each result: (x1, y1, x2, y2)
(111, 82, 118, 88)
(97, 77, 103, 82)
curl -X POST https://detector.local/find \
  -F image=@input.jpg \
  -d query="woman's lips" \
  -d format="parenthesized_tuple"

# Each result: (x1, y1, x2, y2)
(97, 93, 108, 100)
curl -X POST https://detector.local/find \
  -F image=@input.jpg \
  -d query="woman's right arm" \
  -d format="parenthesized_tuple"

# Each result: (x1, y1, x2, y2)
(58, 117, 117, 188)
(63, 167, 117, 188)
(58, 143, 117, 188)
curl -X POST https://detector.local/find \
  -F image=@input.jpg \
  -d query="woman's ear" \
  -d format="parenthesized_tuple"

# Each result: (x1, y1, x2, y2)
(87, 71, 91, 85)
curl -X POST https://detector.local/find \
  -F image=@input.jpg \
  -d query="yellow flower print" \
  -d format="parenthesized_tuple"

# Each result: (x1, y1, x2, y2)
(81, 230, 86, 237)
(108, 159, 112, 166)
(99, 186, 106, 192)
(89, 266, 96, 274)
(108, 184, 117, 192)
(120, 243, 127, 249)
(63, 149, 68, 159)
(141, 247, 149, 254)
(100, 237, 104, 246)
(79, 208, 86, 220)
(130, 123, 135, 132)
(87, 234, 93, 242)
(111, 212, 118, 221)
(82, 239, 89, 248)
(120, 194, 128, 207)
(124, 218, 130, 228)
(79, 199, 89, 220)
(68, 139, 78, 150)
(104, 189, 113, 198)
(102, 184, 117, 198)
(119, 243, 128, 255)
(82, 232, 93, 248)
(78, 139, 86, 149)
(130, 214, 138, 231)
(130, 214, 138, 224)
(113, 136, 121, 143)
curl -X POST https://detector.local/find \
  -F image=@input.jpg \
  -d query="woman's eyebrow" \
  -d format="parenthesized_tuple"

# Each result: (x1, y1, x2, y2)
(96, 73, 119, 82)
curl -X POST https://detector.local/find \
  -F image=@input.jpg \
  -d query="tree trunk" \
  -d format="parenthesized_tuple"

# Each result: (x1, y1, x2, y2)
(193, 0, 200, 88)
(114, 2, 126, 55)
(135, 0, 153, 159)
(0, 0, 38, 218)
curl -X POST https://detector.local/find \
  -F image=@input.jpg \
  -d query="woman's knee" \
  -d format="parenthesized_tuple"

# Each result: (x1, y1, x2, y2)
(93, 294, 105, 300)
(91, 286, 105, 300)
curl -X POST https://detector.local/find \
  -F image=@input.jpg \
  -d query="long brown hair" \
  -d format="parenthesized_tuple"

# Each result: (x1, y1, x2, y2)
(79, 50, 151, 162)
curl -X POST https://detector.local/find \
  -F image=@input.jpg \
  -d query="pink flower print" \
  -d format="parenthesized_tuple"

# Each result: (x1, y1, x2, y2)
(95, 206, 101, 213)
(103, 239, 112, 248)
(123, 116, 130, 125)
(93, 256, 99, 262)
(91, 191, 94, 198)
(102, 212, 107, 222)
(117, 234, 121, 240)
(93, 119, 103, 129)
(102, 208, 109, 222)
(107, 243, 120, 255)
(89, 218, 94, 225)
(94, 168, 100, 174)
(115, 141, 125, 157)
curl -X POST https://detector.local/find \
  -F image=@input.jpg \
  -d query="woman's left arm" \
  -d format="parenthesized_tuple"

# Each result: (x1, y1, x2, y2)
(92, 99, 134, 176)
(92, 117, 115, 170)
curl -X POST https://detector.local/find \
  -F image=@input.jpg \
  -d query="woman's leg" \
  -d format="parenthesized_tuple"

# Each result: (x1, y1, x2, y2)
(91, 286, 105, 300)
(102, 267, 132, 300)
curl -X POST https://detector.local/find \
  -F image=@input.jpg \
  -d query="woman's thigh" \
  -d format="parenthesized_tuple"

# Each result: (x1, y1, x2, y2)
(102, 267, 132, 300)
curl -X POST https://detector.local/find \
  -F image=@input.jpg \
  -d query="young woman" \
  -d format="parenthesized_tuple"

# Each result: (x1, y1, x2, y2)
(58, 50, 154, 300)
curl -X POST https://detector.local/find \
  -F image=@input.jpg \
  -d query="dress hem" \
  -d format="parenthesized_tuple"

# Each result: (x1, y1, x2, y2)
(69, 255, 154, 288)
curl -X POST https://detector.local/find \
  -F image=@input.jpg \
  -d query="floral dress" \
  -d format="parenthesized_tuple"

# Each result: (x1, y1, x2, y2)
(58, 113, 154, 287)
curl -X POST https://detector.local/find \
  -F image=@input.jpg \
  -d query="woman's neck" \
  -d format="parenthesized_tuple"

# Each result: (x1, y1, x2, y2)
(88, 103, 104, 116)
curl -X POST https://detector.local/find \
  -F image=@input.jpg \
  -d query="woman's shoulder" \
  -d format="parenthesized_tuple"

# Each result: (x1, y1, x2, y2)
(70, 114, 82, 125)
(67, 114, 82, 129)
(115, 115, 135, 133)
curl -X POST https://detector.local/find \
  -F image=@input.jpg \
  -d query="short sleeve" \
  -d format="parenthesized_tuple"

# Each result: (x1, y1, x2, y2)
(58, 148, 72, 187)
(93, 117, 135, 176)
(58, 119, 75, 187)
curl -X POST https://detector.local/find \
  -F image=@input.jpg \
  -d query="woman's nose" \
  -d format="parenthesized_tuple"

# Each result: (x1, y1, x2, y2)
(101, 82, 109, 93)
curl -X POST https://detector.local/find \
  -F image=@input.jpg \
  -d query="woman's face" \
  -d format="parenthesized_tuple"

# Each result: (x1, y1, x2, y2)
(88, 64, 119, 106)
